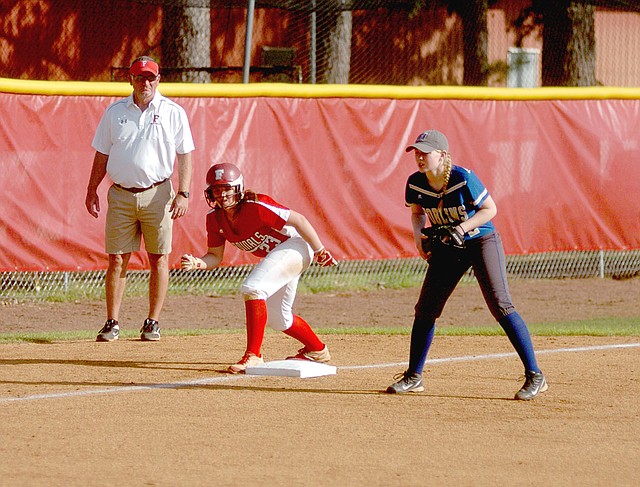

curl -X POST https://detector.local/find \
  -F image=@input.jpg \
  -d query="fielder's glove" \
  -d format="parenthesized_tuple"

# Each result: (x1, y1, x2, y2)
(421, 225, 465, 252)
(181, 254, 207, 271)
(314, 247, 337, 267)
(437, 225, 466, 249)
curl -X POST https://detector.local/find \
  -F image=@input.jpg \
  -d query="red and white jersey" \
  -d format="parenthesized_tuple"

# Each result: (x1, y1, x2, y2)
(206, 194, 301, 258)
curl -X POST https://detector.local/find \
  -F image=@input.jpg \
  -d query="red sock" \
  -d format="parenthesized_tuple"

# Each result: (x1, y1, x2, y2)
(283, 315, 324, 351)
(245, 299, 267, 356)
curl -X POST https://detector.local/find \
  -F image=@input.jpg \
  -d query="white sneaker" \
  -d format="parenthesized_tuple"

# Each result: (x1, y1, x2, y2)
(227, 352, 264, 374)
(286, 345, 331, 363)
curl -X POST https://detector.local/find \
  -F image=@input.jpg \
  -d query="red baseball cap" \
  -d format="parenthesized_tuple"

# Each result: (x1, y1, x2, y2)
(130, 59, 159, 76)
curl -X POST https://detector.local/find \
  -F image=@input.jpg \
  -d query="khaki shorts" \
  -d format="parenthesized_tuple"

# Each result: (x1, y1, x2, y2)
(105, 180, 174, 255)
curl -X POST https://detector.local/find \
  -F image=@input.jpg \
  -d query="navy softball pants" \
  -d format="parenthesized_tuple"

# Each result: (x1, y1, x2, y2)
(408, 231, 540, 374)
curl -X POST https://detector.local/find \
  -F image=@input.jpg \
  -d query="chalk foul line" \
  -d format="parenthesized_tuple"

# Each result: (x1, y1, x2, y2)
(1, 342, 638, 404)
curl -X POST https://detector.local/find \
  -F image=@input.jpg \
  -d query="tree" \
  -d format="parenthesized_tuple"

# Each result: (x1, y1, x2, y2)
(412, 0, 498, 86)
(514, 0, 597, 86)
(538, 0, 596, 86)
(316, 1, 353, 84)
(161, 4, 211, 83)
(451, 0, 490, 86)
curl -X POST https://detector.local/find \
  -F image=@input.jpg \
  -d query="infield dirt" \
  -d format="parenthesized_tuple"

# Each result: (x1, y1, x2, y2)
(3, 277, 640, 334)
(1, 278, 639, 486)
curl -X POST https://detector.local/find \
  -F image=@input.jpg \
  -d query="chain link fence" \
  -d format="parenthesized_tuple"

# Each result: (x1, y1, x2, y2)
(3, 1, 640, 86)
(2, 250, 639, 303)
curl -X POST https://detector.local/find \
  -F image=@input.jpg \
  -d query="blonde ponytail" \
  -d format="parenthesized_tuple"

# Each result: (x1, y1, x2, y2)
(442, 152, 452, 192)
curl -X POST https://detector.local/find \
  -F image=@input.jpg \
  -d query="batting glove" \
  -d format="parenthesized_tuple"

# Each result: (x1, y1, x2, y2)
(314, 247, 337, 267)
(181, 254, 206, 271)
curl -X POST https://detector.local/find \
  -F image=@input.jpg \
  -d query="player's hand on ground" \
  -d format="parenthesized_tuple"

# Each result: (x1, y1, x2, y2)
(181, 254, 206, 271)
(314, 248, 337, 267)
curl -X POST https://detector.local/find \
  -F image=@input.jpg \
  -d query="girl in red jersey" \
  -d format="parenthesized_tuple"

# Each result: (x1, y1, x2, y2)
(181, 163, 337, 373)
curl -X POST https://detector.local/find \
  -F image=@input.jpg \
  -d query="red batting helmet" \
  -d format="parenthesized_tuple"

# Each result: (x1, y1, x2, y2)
(204, 163, 244, 209)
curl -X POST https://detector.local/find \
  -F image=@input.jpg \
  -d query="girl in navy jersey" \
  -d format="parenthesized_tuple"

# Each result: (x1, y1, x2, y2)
(387, 130, 547, 400)
(181, 163, 337, 373)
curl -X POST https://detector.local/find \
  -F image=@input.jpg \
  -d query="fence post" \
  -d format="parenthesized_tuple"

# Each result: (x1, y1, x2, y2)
(598, 250, 605, 278)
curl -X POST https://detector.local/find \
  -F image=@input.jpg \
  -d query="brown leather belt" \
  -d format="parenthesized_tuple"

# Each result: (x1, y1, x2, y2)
(114, 179, 168, 193)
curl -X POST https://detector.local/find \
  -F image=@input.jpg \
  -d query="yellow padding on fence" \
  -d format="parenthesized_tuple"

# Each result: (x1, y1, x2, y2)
(1, 77, 640, 100)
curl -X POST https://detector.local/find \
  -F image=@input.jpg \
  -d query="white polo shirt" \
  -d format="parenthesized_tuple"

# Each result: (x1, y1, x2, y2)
(92, 91, 195, 188)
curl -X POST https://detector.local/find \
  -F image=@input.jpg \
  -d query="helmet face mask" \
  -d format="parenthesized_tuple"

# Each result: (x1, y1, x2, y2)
(205, 163, 244, 209)
(204, 184, 243, 209)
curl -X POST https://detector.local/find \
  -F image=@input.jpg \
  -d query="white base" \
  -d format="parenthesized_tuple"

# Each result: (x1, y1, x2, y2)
(245, 360, 337, 378)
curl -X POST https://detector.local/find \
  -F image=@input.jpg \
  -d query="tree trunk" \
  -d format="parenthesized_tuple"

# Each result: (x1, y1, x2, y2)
(317, 5, 352, 84)
(161, 6, 211, 83)
(541, 0, 596, 86)
(457, 0, 489, 86)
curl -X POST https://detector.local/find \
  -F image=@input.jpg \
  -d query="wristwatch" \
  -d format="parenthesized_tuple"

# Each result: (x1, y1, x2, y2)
(178, 191, 190, 198)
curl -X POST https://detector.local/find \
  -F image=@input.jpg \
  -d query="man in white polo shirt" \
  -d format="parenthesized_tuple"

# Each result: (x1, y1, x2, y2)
(85, 55, 195, 342)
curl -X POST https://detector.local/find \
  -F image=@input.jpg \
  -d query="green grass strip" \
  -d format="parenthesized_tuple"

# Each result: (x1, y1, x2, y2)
(0, 328, 242, 344)
(319, 319, 640, 337)
(1, 317, 638, 344)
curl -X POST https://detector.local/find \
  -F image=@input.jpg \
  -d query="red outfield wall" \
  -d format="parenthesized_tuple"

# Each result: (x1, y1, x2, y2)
(1, 93, 639, 272)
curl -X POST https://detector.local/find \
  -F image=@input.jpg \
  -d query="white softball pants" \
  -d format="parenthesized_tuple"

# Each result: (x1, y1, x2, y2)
(241, 236, 313, 331)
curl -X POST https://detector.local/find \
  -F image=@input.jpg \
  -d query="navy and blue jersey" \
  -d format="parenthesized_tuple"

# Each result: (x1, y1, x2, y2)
(405, 165, 495, 240)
